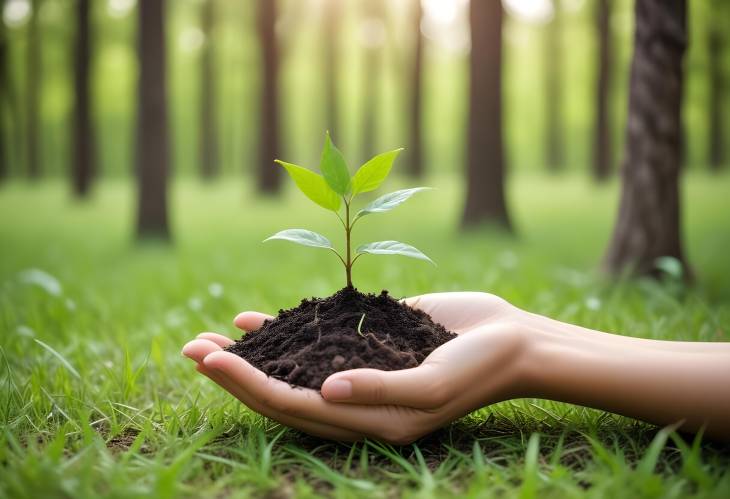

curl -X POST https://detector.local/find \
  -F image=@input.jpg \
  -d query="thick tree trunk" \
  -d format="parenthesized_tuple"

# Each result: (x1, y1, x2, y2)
(544, 0, 563, 172)
(136, 0, 170, 239)
(0, 0, 7, 182)
(407, 0, 424, 178)
(361, 0, 384, 164)
(461, 0, 511, 229)
(593, 0, 612, 181)
(323, 0, 340, 137)
(603, 0, 687, 277)
(707, 21, 725, 171)
(26, 0, 41, 179)
(256, 0, 282, 194)
(199, 0, 218, 179)
(72, 0, 94, 197)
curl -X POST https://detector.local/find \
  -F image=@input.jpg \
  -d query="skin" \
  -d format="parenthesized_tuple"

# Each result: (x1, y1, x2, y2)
(182, 292, 730, 444)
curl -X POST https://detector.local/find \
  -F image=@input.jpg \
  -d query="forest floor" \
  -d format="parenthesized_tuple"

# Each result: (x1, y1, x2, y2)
(1, 172, 730, 498)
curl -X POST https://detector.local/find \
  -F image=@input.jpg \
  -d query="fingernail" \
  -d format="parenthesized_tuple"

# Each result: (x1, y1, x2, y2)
(325, 379, 352, 400)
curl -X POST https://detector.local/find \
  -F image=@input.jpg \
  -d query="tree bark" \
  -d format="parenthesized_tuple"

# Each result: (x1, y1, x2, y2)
(26, 0, 41, 179)
(72, 0, 94, 197)
(407, 0, 424, 178)
(603, 0, 688, 278)
(256, 0, 282, 194)
(544, 0, 563, 172)
(593, 0, 612, 181)
(707, 16, 725, 171)
(323, 0, 340, 138)
(199, 0, 218, 180)
(361, 0, 384, 164)
(0, 0, 7, 182)
(461, 0, 511, 229)
(136, 0, 170, 239)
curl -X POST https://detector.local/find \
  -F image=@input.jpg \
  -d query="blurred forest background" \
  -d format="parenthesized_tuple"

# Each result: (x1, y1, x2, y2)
(2, 0, 727, 177)
(0, 0, 728, 274)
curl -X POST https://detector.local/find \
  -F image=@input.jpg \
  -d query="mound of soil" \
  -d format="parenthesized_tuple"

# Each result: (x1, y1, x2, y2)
(225, 287, 456, 390)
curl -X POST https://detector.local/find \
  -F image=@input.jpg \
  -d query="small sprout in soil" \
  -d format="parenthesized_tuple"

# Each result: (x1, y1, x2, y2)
(264, 132, 434, 288)
(356, 313, 366, 337)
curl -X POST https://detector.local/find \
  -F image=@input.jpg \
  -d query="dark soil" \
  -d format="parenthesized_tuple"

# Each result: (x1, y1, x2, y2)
(225, 287, 456, 390)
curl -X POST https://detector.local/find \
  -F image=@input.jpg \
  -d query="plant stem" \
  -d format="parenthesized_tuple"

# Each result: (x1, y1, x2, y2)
(344, 198, 353, 288)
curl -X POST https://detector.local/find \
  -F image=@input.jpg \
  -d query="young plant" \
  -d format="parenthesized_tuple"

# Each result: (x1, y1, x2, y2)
(264, 132, 434, 288)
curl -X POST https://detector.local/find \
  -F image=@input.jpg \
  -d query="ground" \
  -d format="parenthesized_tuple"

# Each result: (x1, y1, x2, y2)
(1, 172, 729, 498)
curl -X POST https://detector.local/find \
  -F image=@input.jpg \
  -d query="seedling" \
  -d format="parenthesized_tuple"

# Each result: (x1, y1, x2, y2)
(264, 132, 434, 288)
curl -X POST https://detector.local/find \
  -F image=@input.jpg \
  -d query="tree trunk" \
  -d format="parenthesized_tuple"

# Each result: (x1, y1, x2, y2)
(199, 0, 218, 179)
(26, 0, 41, 179)
(0, 0, 7, 182)
(323, 0, 340, 138)
(361, 0, 384, 164)
(136, 0, 170, 239)
(256, 0, 281, 194)
(461, 0, 511, 229)
(593, 0, 612, 181)
(407, 0, 424, 178)
(707, 18, 725, 171)
(544, 0, 563, 172)
(72, 0, 94, 197)
(603, 0, 688, 278)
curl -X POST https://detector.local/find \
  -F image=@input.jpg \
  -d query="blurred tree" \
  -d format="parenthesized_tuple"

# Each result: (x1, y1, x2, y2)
(604, 0, 688, 277)
(593, 0, 612, 181)
(462, 0, 511, 229)
(407, 0, 424, 178)
(0, 0, 7, 182)
(360, 0, 385, 164)
(544, 0, 563, 172)
(322, 0, 340, 138)
(26, 0, 41, 179)
(707, 2, 726, 171)
(136, 0, 170, 238)
(199, 0, 218, 180)
(256, 0, 282, 193)
(72, 0, 95, 197)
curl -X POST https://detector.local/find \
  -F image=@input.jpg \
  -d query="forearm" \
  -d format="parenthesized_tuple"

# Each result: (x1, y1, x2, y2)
(518, 315, 730, 440)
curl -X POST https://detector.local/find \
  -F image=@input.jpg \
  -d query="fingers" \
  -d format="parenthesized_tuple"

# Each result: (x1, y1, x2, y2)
(234, 311, 274, 332)
(194, 363, 363, 442)
(320, 364, 449, 409)
(184, 339, 362, 441)
(201, 351, 431, 441)
(196, 332, 234, 348)
(182, 338, 223, 362)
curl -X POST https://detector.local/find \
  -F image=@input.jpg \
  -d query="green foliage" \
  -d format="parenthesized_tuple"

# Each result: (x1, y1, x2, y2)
(267, 134, 432, 287)
(274, 160, 341, 212)
(356, 241, 435, 265)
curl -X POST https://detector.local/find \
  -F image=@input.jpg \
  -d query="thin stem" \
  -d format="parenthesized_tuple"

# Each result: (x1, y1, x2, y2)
(344, 197, 353, 288)
(329, 248, 347, 268)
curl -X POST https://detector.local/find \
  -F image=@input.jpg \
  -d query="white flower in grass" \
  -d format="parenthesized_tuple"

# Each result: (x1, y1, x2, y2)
(188, 297, 203, 312)
(585, 296, 602, 311)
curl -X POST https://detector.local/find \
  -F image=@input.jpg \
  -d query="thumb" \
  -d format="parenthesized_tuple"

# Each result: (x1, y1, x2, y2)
(321, 364, 449, 409)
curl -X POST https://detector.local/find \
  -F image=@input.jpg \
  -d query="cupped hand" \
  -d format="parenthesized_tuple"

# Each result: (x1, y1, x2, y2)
(182, 292, 531, 444)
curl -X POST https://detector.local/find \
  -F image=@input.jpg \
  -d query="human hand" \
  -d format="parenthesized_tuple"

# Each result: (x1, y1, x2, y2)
(182, 292, 532, 444)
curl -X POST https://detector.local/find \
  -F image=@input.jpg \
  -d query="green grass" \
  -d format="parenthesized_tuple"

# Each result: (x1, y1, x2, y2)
(1, 172, 730, 498)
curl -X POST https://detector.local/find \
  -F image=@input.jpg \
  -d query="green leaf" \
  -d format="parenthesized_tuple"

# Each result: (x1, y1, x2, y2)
(263, 229, 333, 250)
(356, 240, 435, 265)
(355, 187, 431, 220)
(275, 160, 341, 212)
(319, 132, 351, 195)
(351, 148, 403, 195)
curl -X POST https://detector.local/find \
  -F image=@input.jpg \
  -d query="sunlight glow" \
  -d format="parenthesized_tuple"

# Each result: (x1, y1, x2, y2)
(3, 0, 30, 28)
(421, 0, 469, 54)
(179, 27, 205, 53)
(107, 0, 136, 19)
(503, 0, 554, 24)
